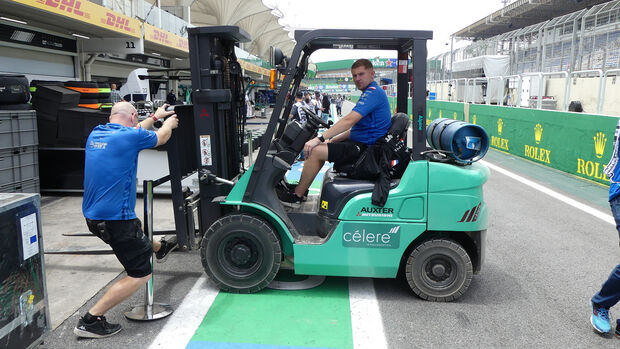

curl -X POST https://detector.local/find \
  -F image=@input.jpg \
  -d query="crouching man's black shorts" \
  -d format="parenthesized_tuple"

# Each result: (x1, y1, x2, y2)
(85, 218, 153, 278)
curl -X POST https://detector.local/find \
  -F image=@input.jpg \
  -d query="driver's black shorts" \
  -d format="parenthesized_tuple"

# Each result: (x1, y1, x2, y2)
(327, 140, 368, 167)
(85, 218, 153, 278)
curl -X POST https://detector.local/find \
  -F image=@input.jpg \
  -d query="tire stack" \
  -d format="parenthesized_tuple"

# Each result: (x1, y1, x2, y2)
(31, 84, 80, 146)
(98, 82, 113, 111)
(30, 80, 64, 96)
(64, 81, 100, 109)
(57, 107, 109, 147)
(27, 80, 111, 192)
(38, 100, 109, 191)
(0, 75, 31, 111)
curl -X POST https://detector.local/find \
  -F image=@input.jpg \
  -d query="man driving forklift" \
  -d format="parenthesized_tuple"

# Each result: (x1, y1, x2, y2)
(277, 58, 392, 207)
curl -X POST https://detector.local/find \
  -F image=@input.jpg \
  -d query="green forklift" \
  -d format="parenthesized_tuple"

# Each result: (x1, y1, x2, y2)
(168, 26, 489, 302)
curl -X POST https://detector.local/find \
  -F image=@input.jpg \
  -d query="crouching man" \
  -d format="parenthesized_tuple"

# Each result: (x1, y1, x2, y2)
(74, 102, 178, 338)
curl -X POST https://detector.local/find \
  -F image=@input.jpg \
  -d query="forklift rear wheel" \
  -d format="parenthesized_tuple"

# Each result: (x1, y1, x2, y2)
(201, 213, 282, 293)
(405, 239, 473, 302)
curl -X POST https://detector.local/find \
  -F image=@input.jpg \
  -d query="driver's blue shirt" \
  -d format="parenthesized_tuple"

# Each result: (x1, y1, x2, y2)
(82, 123, 157, 220)
(351, 81, 391, 145)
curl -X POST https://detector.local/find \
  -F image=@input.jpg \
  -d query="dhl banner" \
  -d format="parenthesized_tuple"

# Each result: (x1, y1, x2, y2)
(429, 102, 618, 186)
(143, 23, 188, 53)
(238, 59, 270, 76)
(11, 0, 141, 38)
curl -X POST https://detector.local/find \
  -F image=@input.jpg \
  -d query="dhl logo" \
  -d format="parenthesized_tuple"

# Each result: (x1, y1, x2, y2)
(103, 13, 133, 33)
(153, 29, 171, 44)
(39, 0, 89, 18)
(177, 38, 189, 51)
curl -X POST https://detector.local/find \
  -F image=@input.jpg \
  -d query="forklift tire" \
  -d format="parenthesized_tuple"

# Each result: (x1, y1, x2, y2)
(201, 213, 281, 293)
(405, 239, 472, 302)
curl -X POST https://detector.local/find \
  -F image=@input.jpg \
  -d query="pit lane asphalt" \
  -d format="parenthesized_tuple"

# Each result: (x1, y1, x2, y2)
(377, 150, 619, 348)
(42, 149, 620, 348)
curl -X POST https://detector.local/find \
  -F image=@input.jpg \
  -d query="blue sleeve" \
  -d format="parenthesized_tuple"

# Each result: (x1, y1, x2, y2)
(134, 127, 158, 150)
(352, 89, 380, 117)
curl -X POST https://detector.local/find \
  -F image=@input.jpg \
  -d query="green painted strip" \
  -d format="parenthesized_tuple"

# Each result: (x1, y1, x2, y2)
(190, 277, 353, 349)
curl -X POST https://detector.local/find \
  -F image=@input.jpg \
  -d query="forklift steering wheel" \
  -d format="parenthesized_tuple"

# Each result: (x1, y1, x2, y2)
(301, 106, 330, 129)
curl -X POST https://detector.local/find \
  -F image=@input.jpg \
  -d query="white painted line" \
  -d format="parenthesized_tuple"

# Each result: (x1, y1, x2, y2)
(480, 160, 615, 225)
(349, 278, 388, 349)
(148, 276, 219, 349)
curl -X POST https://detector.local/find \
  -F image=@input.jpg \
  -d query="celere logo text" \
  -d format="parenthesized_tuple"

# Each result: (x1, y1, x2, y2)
(342, 224, 400, 249)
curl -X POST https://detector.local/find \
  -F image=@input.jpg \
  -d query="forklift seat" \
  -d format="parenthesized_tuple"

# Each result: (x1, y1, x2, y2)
(318, 113, 409, 217)
(319, 170, 400, 218)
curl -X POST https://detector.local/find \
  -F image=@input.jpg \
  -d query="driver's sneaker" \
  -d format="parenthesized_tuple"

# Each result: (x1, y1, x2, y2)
(591, 302, 612, 334)
(156, 236, 178, 263)
(278, 189, 305, 208)
(277, 180, 309, 199)
(74, 315, 122, 338)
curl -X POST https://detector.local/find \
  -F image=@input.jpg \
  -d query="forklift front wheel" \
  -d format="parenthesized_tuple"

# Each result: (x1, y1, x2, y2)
(405, 239, 473, 302)
(201, 213, 282, 293)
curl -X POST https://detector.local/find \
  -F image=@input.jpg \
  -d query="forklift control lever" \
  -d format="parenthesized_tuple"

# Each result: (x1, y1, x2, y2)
(199, 169, 235, 186)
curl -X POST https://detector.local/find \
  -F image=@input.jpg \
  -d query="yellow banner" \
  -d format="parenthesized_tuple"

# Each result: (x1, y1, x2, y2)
(238, 60, 270, 76)
(143, 23, 188, 53)
(10, 0, 141, 37)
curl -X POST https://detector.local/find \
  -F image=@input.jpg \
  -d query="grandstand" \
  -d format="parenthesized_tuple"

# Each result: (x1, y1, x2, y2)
(427, 0, 620, 115)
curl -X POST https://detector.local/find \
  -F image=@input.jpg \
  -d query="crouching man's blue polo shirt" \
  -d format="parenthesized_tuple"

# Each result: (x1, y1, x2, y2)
(82, 123, 157, 220)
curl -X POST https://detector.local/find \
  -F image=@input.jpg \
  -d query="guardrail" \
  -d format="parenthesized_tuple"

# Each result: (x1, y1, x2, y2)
(426, 69, 620, 116)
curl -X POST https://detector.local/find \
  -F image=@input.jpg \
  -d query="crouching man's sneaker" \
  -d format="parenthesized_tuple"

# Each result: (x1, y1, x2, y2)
(615, 320, 620, 338)
(156, 236, 178, 263)
(591, 302, 612, 334)
(74, 315, 121, 338)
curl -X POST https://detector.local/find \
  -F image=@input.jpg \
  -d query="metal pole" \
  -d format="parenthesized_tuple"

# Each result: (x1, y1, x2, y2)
(537, 73, 544, 109)
(517, 75, 523, 108)
(124, 180, 174, 321)
(577, 15, 587, 70)
(600, 69, 620, 115)
(248, 130, 253, 167)
(537, 27, 544, 72)
(568, 16, 580, 73)
(145, 180, 154, 315)
(449, 36, 454, 81)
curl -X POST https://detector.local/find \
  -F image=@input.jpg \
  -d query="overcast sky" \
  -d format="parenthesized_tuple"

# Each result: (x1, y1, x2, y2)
(263, 0, 508, 62)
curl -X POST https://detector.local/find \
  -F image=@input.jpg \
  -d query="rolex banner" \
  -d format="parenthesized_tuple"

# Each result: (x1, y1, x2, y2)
(383, 98, 465, 124)
(426, 101, 465, 127)
(468, 104, 617, 185)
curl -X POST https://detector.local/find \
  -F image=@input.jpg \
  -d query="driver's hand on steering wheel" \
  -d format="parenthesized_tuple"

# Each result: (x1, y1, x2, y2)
(304, 137, 322, 158)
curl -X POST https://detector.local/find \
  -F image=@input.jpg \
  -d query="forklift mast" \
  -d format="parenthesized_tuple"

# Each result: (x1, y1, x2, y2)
(186, 26, 250, 231)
